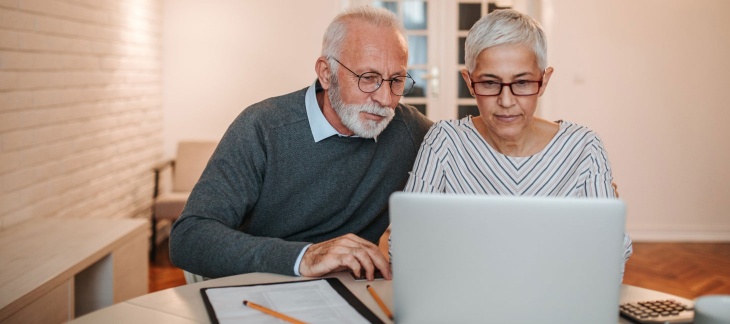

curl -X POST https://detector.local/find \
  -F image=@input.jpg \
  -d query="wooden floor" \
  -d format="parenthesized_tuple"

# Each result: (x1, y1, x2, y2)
(149, 239, 730, 300)
(622, 242, 730, 298)
(148, 238, 186, 292)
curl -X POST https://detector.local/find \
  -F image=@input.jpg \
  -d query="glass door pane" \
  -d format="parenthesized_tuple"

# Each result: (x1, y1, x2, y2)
(374, 1, 430, 117)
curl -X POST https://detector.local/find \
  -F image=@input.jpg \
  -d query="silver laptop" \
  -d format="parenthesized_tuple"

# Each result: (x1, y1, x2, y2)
(389, 192, 626, 324)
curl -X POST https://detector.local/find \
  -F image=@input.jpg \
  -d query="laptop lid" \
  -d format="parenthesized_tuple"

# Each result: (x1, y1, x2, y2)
(389, 192, 626, 324)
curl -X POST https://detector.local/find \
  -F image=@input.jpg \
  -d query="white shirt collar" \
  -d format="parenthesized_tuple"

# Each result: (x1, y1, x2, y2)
(305, 80, 375, 142)
(305, 80, 340, 143)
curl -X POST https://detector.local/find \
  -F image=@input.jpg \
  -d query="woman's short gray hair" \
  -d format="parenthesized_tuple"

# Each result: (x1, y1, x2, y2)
(464, 9, 547, 72)
(321, 5, 406, 73)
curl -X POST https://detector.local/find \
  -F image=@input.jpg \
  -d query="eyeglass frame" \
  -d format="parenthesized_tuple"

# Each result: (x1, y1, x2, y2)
(469, 72, 546, 97)
(330, 58, 415, 96)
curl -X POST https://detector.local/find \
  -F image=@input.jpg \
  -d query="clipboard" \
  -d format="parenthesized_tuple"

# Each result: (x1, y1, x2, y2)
(200, 277, 384, 324)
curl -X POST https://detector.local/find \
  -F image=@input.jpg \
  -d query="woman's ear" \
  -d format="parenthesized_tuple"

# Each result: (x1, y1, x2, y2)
(315, 57, 332, 90)
(538, 67, 554, 96)
(460, 69, 475, 97)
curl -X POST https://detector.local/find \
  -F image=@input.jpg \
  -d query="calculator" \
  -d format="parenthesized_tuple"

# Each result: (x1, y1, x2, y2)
(619, 299, 694, 323)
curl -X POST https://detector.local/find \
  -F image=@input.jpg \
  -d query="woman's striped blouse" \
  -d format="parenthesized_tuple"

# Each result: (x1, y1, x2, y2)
(399, 116, 633, 274)
(405, 117, 615, 197)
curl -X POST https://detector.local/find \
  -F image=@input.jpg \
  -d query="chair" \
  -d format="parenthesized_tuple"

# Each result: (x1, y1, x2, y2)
(151, 140, 217, 260)
(184, 270, 207, 284)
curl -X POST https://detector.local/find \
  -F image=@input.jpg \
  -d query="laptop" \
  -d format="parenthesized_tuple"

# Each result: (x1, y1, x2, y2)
(389, 192, 626, 324)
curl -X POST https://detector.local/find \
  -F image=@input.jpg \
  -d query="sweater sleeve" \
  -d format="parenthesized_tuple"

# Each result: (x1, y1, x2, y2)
(168, 108, 308, 278)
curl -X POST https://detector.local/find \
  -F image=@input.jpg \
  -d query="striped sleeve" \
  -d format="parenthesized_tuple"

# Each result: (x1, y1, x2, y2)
(404, 123, 447, 193)
(394, 123, 446, 263)
(585, 133, 616, 198)
(582, 131, 633, 280)
(622, 233, 633, 280)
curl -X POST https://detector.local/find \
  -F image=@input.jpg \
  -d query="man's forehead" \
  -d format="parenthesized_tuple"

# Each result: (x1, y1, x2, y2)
(341, 50, 408, 75)
(341, 31, 407, 59)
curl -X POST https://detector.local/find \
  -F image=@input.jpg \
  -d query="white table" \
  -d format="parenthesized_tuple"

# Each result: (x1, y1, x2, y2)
(70, 270, 694, 323)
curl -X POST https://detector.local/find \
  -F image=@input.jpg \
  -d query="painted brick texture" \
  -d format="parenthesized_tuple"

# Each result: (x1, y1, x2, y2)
(0, 0, 163, 229)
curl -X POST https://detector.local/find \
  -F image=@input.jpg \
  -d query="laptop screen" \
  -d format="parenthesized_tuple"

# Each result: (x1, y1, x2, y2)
(389, 192, 626, 324)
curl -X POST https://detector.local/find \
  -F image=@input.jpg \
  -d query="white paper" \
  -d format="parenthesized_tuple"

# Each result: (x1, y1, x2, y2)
(204, 279, 371, 324)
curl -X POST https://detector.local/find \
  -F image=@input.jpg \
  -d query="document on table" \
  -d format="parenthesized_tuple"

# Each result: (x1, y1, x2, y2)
(201, 278, 384, 324)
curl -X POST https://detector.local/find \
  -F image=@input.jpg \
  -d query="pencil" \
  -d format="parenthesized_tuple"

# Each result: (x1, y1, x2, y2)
(366, 284, 394, 320)
(242, 300, 307, 324)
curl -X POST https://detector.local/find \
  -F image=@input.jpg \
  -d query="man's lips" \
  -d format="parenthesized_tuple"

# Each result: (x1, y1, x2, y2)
(362, 111, 386, 121)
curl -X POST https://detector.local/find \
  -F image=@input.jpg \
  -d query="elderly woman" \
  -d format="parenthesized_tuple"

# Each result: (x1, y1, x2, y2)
(392, 9, 632, 276)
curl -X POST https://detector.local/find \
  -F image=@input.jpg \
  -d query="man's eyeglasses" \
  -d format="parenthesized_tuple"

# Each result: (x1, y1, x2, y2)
(331, 58, 415, 96)
(471, 76, 544, 96)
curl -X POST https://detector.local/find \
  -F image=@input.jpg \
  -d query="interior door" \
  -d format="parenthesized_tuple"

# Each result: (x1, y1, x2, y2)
(366, 0, 542, 121)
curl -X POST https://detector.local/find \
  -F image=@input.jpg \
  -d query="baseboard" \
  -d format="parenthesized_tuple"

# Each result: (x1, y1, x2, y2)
(629, 229, 730, 242)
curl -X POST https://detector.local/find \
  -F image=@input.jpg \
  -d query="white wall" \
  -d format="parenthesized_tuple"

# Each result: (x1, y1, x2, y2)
(162, 0, 341, 157)
(0, 0, 163, 229)
(541, 0, 730, 240)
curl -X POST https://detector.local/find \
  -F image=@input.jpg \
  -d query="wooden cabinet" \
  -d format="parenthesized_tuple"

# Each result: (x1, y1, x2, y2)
(0, 219, 148, 323)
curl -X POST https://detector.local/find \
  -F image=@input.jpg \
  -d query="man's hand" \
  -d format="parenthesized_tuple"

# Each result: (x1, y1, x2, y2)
(299, 233, 392, 281)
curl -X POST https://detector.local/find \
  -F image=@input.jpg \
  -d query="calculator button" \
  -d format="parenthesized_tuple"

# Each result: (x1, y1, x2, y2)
(620, 300, 694, 324)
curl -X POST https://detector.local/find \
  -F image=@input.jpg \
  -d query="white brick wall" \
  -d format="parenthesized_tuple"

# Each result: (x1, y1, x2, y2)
(0, 0, 163, 229)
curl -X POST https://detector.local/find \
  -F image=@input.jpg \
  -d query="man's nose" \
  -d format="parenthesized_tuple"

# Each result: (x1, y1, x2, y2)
(370, 81, 395, 108)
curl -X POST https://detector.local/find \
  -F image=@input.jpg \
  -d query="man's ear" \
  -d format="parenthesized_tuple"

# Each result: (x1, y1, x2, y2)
(315, 57, 332, 90)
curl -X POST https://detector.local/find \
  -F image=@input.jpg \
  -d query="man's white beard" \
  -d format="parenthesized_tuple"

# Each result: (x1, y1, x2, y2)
(329, 76, 395, 138)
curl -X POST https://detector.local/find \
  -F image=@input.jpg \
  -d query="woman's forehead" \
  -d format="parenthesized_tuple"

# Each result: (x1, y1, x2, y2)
(473, 44, 540, 76)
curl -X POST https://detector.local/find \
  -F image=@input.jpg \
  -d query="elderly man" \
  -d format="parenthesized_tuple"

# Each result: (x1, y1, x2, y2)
(169, 6, 432, 281)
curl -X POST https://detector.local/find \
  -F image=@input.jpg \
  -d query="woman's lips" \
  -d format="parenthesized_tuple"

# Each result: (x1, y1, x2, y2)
(495, 114, 519, 122)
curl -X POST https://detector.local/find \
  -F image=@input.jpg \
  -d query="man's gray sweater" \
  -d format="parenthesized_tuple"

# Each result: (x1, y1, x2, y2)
(169, 86, 433, 278)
